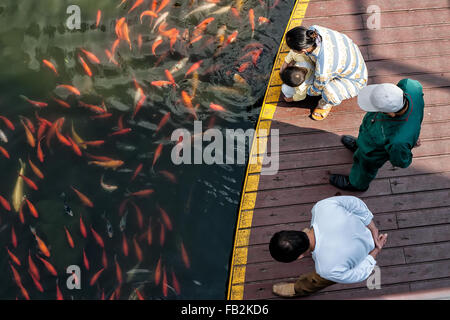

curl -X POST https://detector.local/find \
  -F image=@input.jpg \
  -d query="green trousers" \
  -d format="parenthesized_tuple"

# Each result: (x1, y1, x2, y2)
(349, 147, 388, 190)
(294, 271, 336, 296)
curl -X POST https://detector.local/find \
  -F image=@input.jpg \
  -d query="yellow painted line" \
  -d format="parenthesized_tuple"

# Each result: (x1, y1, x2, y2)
(227, 0, 310, 300)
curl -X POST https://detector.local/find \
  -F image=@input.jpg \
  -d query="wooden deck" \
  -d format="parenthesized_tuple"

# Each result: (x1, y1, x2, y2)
(227, 0, 450, 300)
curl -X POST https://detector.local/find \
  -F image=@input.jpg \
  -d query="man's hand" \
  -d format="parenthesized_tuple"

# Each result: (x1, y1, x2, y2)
(283, 96, 293, 102)
(366, 221, 383, 249)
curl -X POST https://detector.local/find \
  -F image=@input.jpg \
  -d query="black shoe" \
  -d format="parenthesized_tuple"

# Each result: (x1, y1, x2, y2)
(341, 135, 358, 153)
(329, 174, 368, 192)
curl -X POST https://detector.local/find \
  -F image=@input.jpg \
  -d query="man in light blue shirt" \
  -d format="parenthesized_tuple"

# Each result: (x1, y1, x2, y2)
(269, 196, 388, 298)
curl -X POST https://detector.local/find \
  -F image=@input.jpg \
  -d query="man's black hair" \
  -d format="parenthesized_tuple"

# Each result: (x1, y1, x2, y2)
(269, 230, 310, 263)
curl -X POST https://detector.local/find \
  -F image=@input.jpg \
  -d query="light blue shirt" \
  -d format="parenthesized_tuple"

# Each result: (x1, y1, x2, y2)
(311, 196, 376, 284)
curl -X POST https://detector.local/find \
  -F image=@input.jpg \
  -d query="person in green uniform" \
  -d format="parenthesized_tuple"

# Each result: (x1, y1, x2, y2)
(330, 79, 425, 191)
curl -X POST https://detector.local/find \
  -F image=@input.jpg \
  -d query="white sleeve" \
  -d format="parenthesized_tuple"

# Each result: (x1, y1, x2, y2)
(333, 196, 373, 226)
(323, 255, 377, 284)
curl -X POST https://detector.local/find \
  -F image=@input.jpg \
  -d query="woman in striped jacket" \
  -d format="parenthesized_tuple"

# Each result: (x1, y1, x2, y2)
(280, 25, 368, 120)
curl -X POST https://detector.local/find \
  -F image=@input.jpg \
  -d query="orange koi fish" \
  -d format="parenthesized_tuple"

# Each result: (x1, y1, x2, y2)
(96, 10, 102, 28)
(128, 189, 154, 197)
(56, 131, 71, 147)
(0, 115, 15, 131)
(133, 236, 143, 262)
(28, 251, 40, 280)
(135, 288, 145, 300)
(64, 226, 75, 248)
(172, 269, 181, 295)
(152, 143, 163, 167)
(25, 199, 39, 218)
(83, 248, 90, 270)
(88, 160, 124, 169)
(20, 95, 48, 108)
(181, 91, 198, 119)
(52, 97, 71, 109)
(20, 174, 38, 191)
(78, 101, 106, 114)
(152, 36, 163, 56)
(29, 270, 44, 292)
(78, 55, 93, 77)
(140, 10, 158, 23)
(156, 0, 170, 13)
(193, 17, 215, 38)
(185, 60, 203, 77)
(138, 34, 143, 50)
(10, 262, 23, 288)
(36, 255, 57, 276)
(101, 249, 108, 269)
(128, 0, 143, 13)
(122, 22, 132, 50)
(56, 85, 81, 96)
(21, 119, 35, 148)
(159, 222, 165, 246)
(155, 112, 170, 133)
(67, 136, 82, 157)
(30, 227, 50, 257)
(209, 103, 226, 112)
(151, 80, 172, 87)
(80, 49, 101, 64)
(109, 128, 132, 136)
(224, 30, 238, 48)
(230, 7, 240, 18)
(131, 201, 144, 229)
(7, 247, 21, 266)
(28, 158, 44, 180)
(155, 256, 161, 285)
(146, 218, 153, 245)
(105, 49, 119, 66)
(133, 88, 146, 119)
(158, 205, 172, 231)
(42, 59, 58, 76)
(81, 140, 105, 147)
(258, 16, 270, 25)
(249, 9, 255, 37)
(115, 257, 123, 284)
(89, 267, 105, 286)
(56, 279, 63, 300)
(37, 140, 44, 163)
(0, 146, 10, 159)
(71, 186, 94, 208)
(0, 194, 11, 211)
(19, 284, 30, 300)
(115, 17, 126, 39)
(79, 215, 87, 238)
(181, 242, 190, 268)
(90, 225, 105, 248)
(238, 61, 252, 72)
(122, 233, 129, 256)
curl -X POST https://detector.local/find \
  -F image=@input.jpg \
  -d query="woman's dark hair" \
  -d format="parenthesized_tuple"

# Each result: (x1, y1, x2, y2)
(285, 26, 317, 51)
(280, 66, 307, 87)
(269, 230, 310, 263)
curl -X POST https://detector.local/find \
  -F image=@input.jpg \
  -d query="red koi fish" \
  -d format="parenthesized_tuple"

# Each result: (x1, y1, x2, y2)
(0, 115, 15, 130)
(231, 7, 240, 18)
(36, 255, 57, 276)
(122, 233, 129, 257)
(71, 186, 94, 208)
(224, 30, 238, 49)
(109, 128, 132, 137)
(64, 226, 75, 248)
(128, 189, 154, 197)
(155, 257, 162, 285)
(56, 279, 63, 300)
(156, 112, 170, 133)
(42, 59, 58, 76)
(79, 101, 106, 114)
(159, 170, 177, 183)
(164, 69, 176, 88)
(249, 9, 255, 37)
(258, 16, 270, 25)
(172, 269, 181, 295)
(25, 199, 39, 218)
(140, 10, 157, 23)
(28, 251, 40, 280)
(81, 49, 101, 64)
(0, 194, 11, 211)
(151, 81, 172, 87)
(90, 225, 105, 248)
(152, 36, 163, 56)
(158, 205, 173, 231)
(181, 242, 190, 269)
(133, 236, 143, 262)
(30, 227, 50, 257)
(102, 249, 108, 269)
(52, 97, 71, 109)
(89, 267, 105, 286)
(29, 270, 44, 292)
(37, 139, 44, 162)
(81, 140, 105, 147)
(20, 175, 38, 191)
(185, 60, 203, 77)
(82, 249, 89, 270)
(135, 288, 145, 300)
(20, 95, 48, 108)
(162, 267, 168, 297)
(115, 257, 123, 285)
(7, 247, 21, 266)
(0, 146, 10, 159)
(56, 85, 81, 96)
(146, 218, 153, 245)
(156, 0, 170, 13)
(11, 226, 17, 248)
(128, 0, 143, 13)
(131, 163, 143, 182)
(67, 136, 82, 157)
(132, 88, 146, 119)
(238, 61, 252, 72)
(78, 55, 93, 77)
(159, 222, 165, 246)
(28, 158, 44, 180)
(152, 143, 163, 167)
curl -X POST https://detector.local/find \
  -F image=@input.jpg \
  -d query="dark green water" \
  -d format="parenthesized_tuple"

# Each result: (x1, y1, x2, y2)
(0, 0, 293, 299)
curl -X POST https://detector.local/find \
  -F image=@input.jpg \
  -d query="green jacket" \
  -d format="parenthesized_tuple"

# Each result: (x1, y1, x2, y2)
(356, 79, 425, 168)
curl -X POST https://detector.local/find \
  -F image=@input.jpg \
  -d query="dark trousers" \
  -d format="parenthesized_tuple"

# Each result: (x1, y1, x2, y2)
(294, 271, 336, 296)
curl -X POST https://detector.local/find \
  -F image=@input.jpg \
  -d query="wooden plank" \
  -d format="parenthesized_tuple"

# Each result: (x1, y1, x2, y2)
(390, 172, 450, 194)
(397, 207, 450, 228)
(366, 40, 450, 61)
(252, 179, 391, 209)
(304, 0, 450, 18)
(404, 242, 450, 264)
(382, 224, 450, 248)
(302, 8, 450, 31)
(410, 278, 450, 292)
(366, 56, 450, 77)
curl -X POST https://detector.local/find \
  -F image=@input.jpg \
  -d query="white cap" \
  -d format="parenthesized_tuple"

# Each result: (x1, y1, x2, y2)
(357, 83, 404, 113)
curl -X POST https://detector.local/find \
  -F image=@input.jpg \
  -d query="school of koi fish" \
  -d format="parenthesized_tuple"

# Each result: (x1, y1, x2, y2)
(0, 0, 289, 299)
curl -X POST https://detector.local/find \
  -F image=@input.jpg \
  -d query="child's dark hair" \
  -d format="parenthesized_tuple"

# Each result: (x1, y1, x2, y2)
(280, 66, 306, 87)
(269, 230, 310, 263)
(286, 26, 318, 51)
